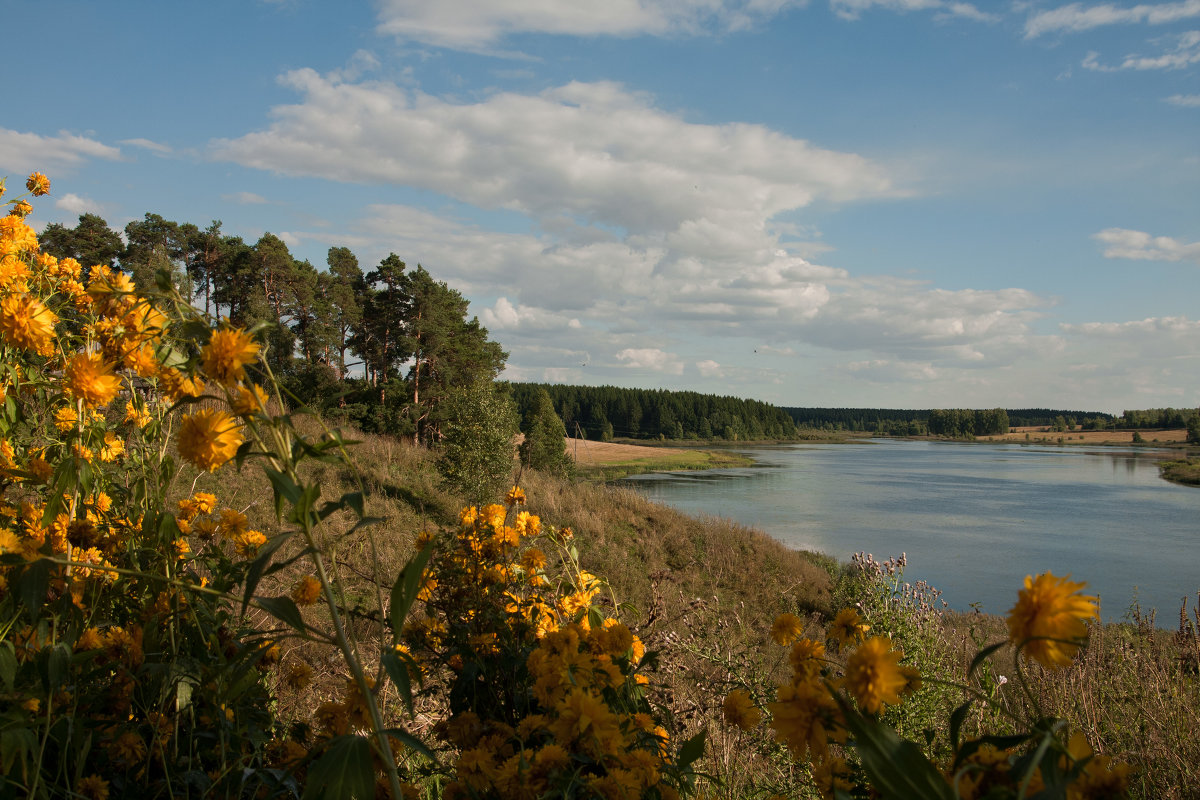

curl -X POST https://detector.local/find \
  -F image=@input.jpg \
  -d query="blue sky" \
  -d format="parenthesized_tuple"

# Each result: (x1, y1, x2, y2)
(6, 0, 1199, 413)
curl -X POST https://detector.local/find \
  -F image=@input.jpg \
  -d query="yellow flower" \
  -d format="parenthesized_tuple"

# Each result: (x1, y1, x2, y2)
(812, 755, 854, 800)
(768, 679, 844, 763)
(231, 383, 269, 416)
(123, 399, 152, 427)
(789, 637, 826, 683)
(843, 636, 907, 714)
(178, 409, 243, 472)
(75, 775, 108, 800)
(291, 575, 322, 606)
(1006, 572, 1098, 668)
(192, 492, 217, 514)
(157, 367, 205, 402)
(99, 431, 125, 462)
(0, 294, 58, 356)
(26, 172, 51, 197)
(53, 406, 78, 432)
(65, 353, 121, 408)
(722, 689, 762, 730)
(284, 661, 313, 692)
(505, 485, 526, 506)
(123, 343, 159, 378)
(233, 529, 267, 556)
(201, 327, 260, 386)
(219, 508, 248, 536)
(771, 612, 805, 645)
(10, 199, 32, 218)
(827, 608, 870, 647)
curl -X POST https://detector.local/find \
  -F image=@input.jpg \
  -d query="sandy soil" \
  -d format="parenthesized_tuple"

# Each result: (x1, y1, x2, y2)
(979, 427, 1188, 444)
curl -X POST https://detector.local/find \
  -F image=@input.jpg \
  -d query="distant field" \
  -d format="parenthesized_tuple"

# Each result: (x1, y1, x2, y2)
(564, 437, 752, 479)
(979, 426, 1188, 444)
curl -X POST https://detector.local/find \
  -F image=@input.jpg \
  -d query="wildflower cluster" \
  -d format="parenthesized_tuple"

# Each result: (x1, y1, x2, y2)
(400, 489, 701, 799)
(0, 177, 404, 797)
(723, 570, 1131, 799)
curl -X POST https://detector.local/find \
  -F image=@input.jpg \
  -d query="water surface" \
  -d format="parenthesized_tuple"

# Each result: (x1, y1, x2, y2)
(623, 440, 1199, 621)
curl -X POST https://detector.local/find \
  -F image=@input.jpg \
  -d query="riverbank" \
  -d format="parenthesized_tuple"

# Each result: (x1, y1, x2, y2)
(1159, 457, 1200, 486)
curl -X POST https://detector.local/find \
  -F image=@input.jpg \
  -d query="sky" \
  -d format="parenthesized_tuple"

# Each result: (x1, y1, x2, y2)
(5, 0, 1199, 413)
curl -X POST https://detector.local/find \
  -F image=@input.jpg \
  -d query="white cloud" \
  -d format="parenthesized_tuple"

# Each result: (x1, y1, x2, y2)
(1165, 92, 1200, 104)
(1094, 227, 1200, 262)
(830, 0, 996, 22)
(223, 191, 269, 204)
(696, 359, 724, 377)
(616, 348, 685, 374)
(54, 193, 102, 215)
(284, 202, 1060, 379)
(120, 138, 172, 154)
(1062, 315, 1200, 336)
(375, 0, 804, 50)
(1081, 29, 1200, 70)
(0, 128, 121, 172)
(211, 73, 895, 238)
(1025, 1, 1200, 38)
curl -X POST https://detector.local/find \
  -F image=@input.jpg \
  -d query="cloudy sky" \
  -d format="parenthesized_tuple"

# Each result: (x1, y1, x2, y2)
(7, 1, 1199, 412)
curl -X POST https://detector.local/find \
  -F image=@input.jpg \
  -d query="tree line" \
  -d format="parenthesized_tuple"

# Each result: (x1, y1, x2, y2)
(40, 212, 506, 446)
(510, 383, 798, 442)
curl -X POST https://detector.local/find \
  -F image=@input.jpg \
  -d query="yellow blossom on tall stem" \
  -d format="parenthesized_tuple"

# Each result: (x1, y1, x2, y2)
(771, 612, 805, 645)
(1006, 572, 1098, 668)
(177, 409, 243, 472)
(843, 636, 907, 714)
(230, 383, 269, 416)
(26, 172, 51, 197)
(201, 327, 260, 386)
(0, 293, 58, 356)
(827, 607, 870, 647)
(64, 352, 121, 408)
(722, 689, 763, 730)
(291, 575, 322, 606)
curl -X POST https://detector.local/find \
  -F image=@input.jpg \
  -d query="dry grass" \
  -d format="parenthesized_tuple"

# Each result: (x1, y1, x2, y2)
(183, 420, 1198, 798)
(980, 427, 1189, 445)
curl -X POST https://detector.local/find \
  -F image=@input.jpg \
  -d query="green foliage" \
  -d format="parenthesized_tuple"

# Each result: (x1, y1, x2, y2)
(519, 387, 574, 477)
(436, 378, 519, 505)
(513, 383, 798, 442)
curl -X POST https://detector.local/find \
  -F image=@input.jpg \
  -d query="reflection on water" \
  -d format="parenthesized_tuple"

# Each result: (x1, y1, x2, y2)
(623, 440, 1199, 620)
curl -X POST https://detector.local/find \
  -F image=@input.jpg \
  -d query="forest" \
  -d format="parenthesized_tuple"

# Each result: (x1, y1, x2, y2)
(40, 212, 507, 446)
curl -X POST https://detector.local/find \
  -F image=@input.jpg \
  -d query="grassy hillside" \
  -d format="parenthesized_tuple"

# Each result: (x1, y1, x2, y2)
(190, 425, 1200, 799)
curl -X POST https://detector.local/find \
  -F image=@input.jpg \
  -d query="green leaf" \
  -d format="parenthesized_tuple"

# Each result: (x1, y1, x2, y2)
(319, 491, 365, 523)
(45, 643, 70, 694)
(290, 482, 322, 527)
(836, 695, 955, 800)
(0, 643, 16, 691)
(17, 559, 51, 621)
(257, 596, 307, 633)
(381, 648, 416, 716)
(302, 735, 376, 800)
(382, 728, 436, 762)
(677, 729, 707, 772)
(0, 727, 39, 774)
(389, 545, 433, 637)
(967, 641, 1006, 678)
(949, 699, 972, 754)
(241, 531, 296, 617)
(264, 467, 303, 519)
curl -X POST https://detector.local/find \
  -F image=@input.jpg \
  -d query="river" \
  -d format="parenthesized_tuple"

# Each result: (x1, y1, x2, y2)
(622, 439, 1199, 622)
